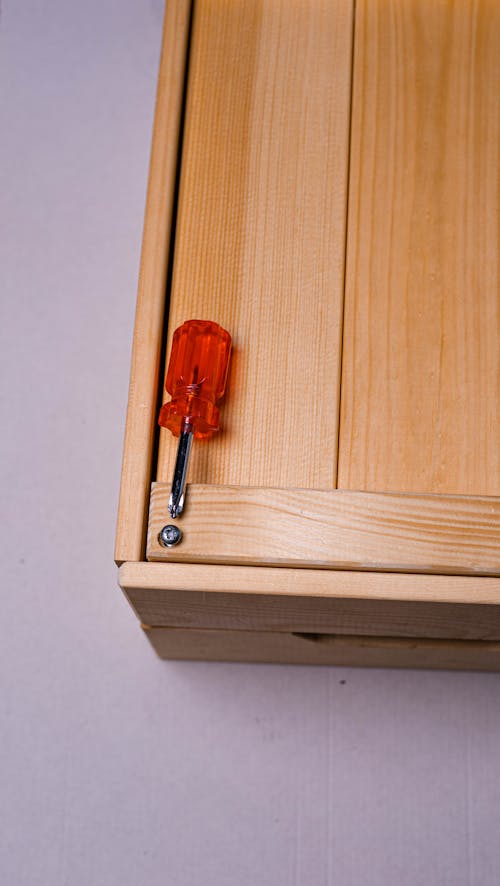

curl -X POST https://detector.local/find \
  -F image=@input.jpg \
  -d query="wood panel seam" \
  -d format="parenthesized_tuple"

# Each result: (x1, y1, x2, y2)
(336, 0, 358, 490)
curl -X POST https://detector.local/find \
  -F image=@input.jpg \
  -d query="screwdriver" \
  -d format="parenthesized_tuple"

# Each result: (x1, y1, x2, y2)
(158, 319, 232, 522)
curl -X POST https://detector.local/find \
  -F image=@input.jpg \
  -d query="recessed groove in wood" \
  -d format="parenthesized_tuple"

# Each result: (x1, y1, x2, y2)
(339, 0, 500, 495)
(147, 483, 500, 576)
(155, 0, 354, 490)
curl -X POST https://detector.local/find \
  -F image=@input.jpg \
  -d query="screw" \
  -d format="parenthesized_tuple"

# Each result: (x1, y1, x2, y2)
(158, 524, 183, 548)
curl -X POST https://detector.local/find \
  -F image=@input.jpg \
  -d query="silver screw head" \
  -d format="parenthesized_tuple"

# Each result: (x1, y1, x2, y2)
(158, 524, 183, 548)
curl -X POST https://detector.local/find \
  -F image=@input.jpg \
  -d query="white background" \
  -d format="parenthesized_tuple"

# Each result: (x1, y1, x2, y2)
(1, 2, 500, 884)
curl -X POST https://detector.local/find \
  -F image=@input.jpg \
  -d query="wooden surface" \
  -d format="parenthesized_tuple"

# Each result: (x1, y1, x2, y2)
(144, 626, 500, 671)
(156, 0, 353, 490)
(114, 0, 192, 563)
(120, 561, 500, 605)
(117, 0, 500, 671)
(338, 0, 500, 495)
(147, 483, 500, 575)
(120, 562, 500, 641)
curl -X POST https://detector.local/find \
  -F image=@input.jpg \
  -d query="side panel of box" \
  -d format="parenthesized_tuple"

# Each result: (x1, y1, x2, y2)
(144, 626, 500, 671)
(119, 563, 500, 642)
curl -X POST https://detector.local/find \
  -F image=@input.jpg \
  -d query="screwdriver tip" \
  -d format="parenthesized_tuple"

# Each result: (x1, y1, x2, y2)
(168, 493, 184, 520)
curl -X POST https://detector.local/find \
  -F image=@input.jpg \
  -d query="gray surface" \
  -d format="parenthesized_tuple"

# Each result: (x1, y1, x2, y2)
(1, 2, 500, 884)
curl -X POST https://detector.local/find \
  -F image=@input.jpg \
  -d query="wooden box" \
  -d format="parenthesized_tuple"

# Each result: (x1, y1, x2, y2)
(115, 0, 500, 670)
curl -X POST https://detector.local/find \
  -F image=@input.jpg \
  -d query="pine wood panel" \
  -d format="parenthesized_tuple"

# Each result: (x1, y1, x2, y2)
(115, 0, 192, 563)
(156, 0, 353, 490)
(339, 0, 500, 495)
(144, 626, 500, 671)
(120, 562, 500, 640)
(120, 561, 500, 606)
(147, 483, 500, 575)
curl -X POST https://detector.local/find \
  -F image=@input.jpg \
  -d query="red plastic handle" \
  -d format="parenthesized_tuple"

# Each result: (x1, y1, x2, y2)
(158, 319, 232, 439)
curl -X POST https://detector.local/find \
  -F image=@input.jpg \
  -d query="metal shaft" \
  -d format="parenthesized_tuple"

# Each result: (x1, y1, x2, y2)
(168, 427, 193, 518)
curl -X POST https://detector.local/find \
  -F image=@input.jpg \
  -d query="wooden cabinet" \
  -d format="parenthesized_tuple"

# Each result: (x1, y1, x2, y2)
(115, 0, 500, 669)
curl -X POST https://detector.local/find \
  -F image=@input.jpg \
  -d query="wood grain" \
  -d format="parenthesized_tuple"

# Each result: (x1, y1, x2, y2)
(144, 626, 500, 671)
(120, 561, 500, 606)
(115, 0, 192, 563)
(147, 483, 500, 575)
(339, 0, 500, 495)
(156, 0, 353, 490)
(119, 562, 500, 640)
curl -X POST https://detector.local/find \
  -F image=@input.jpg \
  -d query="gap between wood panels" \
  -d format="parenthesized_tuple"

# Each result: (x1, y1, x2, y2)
(335, 0, 357, 490)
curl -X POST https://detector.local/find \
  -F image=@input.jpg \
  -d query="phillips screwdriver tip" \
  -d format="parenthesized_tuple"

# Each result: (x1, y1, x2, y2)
(168, 428, 193, 520)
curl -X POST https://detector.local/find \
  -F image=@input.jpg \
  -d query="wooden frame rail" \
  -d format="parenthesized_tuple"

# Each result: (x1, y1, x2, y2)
(147, 484, 500, 575)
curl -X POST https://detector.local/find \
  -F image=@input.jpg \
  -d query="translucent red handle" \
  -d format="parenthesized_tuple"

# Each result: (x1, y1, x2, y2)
(158, 319, 232, 439)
